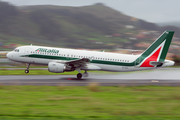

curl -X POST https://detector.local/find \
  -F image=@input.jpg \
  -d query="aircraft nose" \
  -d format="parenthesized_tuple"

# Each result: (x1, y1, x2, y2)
(6, 52, 12, 59)
(6, 52, 9, 58)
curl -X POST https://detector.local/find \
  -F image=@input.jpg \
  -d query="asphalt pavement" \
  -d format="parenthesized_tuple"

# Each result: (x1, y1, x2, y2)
(0, 68, 180, 86)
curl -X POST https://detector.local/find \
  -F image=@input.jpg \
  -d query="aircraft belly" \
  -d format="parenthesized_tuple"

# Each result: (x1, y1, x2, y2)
(29, 58, 50, 65)
(81, 64, 101, 70)
(92, 63, 130, 72)
(93, 63, 156, 72)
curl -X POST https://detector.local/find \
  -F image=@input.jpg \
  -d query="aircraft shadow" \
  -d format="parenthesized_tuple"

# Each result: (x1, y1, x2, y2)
(58, 77, 90, 81)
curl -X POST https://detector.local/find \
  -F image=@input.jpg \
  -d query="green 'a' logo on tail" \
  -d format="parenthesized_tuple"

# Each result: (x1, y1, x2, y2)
(136, 31, 174, 67)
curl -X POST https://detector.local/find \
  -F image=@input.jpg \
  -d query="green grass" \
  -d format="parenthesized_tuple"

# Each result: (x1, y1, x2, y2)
(0, 69, 123, 75)
(0, 69, 78, 75)
(0, 66, 48, 68)
(0, 86, 180, 119)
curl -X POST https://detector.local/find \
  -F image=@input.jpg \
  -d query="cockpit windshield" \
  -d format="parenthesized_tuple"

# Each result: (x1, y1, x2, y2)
(14, 49, 19, 52)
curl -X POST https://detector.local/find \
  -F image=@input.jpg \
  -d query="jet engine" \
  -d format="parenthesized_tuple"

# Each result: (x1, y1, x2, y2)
(48, 62, 75, 73)
(48, 62, 66, 73)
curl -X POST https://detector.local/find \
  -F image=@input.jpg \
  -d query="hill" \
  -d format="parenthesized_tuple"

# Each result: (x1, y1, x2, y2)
(0, 1, 180, 56)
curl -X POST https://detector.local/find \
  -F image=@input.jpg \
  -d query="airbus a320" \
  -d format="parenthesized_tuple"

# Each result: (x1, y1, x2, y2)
(6, 31, 175, 79)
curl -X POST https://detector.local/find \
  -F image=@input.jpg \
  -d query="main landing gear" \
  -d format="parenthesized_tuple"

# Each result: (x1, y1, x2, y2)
(77, 73, 82, 79)
(76, 70, 89, 79)
(25, 63, 30, 74)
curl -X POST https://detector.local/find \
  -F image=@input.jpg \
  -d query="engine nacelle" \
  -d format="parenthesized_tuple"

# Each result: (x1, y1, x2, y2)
(48, 62, 66, 73)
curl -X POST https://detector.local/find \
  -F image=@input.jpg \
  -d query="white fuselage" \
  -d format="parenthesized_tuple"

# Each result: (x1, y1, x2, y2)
(6, 45, 174, 72)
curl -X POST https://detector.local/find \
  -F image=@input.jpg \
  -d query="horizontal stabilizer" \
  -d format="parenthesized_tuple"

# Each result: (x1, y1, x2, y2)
(150, 61, 164, 66)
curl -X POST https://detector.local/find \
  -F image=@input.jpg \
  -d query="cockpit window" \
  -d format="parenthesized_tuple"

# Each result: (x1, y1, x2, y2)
(14, 49, 19, 52)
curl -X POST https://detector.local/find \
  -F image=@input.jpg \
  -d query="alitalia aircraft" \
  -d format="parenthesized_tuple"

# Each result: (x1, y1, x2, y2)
(6, 31, 175, 79)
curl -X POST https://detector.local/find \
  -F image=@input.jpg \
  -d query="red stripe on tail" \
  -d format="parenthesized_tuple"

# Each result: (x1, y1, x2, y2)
(140, 47, 162, 67)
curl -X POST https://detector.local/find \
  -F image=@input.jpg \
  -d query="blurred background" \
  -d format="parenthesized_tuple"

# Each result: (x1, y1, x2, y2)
(0, 0, 180, 66)
(0, 1, 180, 118)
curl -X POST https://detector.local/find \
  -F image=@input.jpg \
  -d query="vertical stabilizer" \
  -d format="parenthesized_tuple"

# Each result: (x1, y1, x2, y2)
(137, 31, 174, 67)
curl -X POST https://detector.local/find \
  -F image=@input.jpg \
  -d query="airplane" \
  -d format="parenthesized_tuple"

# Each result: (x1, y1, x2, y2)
(6, 31, 175, 79)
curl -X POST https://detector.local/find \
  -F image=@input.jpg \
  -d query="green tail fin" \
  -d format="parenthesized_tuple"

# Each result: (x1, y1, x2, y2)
(141, 31, 174, 62)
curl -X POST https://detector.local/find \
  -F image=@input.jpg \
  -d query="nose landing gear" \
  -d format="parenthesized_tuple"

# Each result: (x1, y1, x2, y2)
(25, 63, 30, 74)
(25, 69, 29, 73)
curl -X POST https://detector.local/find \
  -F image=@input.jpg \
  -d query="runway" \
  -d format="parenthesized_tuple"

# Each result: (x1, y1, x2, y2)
(0, 68, 180, 86)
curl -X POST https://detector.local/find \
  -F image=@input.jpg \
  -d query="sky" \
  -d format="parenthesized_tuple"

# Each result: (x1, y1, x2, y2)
(1, 0, 180, 23)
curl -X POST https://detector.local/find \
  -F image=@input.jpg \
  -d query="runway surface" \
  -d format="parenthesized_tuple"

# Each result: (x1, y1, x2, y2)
(0, 68, 180, 86)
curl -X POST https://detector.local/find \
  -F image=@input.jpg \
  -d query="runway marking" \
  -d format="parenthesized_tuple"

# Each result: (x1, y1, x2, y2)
(151, 80, 159, 82)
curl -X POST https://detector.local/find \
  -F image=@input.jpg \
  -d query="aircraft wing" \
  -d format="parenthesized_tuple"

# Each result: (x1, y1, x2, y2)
(65, 58, 90, 68)
(56, 58, 101, 70)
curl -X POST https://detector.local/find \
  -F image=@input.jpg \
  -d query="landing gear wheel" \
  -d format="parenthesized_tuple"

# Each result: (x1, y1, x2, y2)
(77, 73, 82, 79)
(25, 69, 29, 74)
(83, 72, 88, 77)
(82, 70, 88, 77)
(25, 63, 30, 74)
